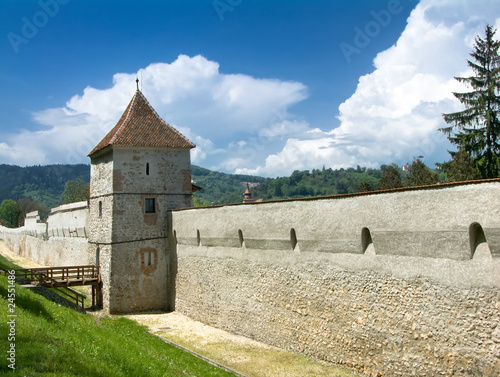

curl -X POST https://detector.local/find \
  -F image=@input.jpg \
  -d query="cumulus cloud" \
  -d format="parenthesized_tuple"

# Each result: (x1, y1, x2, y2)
(0, 54, 307, 167)
(241, 0, 500, 177)
(2, 1, 499, 177)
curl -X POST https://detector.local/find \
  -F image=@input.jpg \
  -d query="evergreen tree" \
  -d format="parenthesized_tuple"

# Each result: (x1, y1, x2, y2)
(406, 159, 439, 186)
(358, 180, 373, 192)
(437, 149, 481, 182)
(440, 25, 500, 178)
(376, 165, 402, 190)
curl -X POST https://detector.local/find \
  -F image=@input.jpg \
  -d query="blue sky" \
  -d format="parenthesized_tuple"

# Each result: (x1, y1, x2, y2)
(1, 0, 499, 177)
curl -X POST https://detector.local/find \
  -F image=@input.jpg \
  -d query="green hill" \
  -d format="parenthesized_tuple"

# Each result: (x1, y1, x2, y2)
(0, 164, 90, 211)
(0, 164, 390, 212)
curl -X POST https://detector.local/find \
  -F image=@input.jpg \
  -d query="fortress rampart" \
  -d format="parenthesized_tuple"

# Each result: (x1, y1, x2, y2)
(0, 201, 92, 266)
(1, 181, 500, 376)
(170, 180, 500, 376)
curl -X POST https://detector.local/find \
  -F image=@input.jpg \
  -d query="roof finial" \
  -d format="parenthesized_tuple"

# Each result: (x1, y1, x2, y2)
(136, 77, 139, 91)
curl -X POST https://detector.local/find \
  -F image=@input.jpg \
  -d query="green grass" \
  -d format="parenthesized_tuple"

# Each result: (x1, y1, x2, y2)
(0, 274, 236, 376)
(0, 254, 92, 309)
(0, 253, 20, 271)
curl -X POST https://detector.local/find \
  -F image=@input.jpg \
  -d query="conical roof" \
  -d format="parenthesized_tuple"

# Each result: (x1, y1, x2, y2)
(89, 90, 195, 157)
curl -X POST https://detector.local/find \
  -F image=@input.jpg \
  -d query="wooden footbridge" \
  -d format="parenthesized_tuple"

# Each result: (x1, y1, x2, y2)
(2, 265, 101, 308)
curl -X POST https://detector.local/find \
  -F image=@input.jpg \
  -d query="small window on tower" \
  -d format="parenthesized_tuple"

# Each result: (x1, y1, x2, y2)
(145, 198, 155, 213)
(146, 163, 150, 176)
(98, 201, 102, 217)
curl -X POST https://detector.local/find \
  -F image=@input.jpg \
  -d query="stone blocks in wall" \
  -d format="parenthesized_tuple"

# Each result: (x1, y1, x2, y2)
(171, 181, 500, 377)
(106, 238, 168, 313)
(173, 251, 500, 377)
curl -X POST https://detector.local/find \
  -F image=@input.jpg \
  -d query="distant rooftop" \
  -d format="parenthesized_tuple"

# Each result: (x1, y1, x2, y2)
(88, 89, 195, 157)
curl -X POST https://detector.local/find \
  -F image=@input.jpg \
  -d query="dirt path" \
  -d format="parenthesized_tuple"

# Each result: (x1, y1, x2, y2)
(126, 311, 362, 377)
(0, 240, 362, 377)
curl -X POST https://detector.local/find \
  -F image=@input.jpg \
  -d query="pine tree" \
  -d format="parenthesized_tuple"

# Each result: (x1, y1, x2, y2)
(440, 25, 500, 178)
(376, 165, 402, 190)
(406, 159, 439, 187)
(437, 149, 481, 182)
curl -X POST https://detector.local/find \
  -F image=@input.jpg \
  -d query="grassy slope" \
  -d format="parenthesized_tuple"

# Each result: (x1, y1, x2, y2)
(0, 257, 235, 376)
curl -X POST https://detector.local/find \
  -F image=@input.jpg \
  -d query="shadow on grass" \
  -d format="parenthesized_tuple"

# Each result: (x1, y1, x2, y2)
(0, 280, 54, 321)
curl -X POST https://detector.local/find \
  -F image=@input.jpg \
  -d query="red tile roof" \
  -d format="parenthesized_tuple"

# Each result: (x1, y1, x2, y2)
(88, 90, 195, 157)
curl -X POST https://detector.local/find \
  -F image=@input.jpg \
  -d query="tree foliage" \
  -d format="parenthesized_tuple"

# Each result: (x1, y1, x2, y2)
(440, 24, 500, 178)
(406, 159, 439, 186)
(61, 179, 90, 204)
(376, 165, 402, 190)
(0, 164, 90, 209)
(17, 197, 47, 222)
(358, 180, 374, 193)
(0, 199, 21, 228)
(192, 192, 209, 207)
(437, 149, 481, 182)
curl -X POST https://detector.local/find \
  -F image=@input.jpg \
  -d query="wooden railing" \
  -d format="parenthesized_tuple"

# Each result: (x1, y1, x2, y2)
(1, 265, 101, 308)
(13, 265, 100, 285)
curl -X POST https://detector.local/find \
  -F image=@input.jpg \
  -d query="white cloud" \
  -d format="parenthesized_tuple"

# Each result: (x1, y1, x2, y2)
(0, 54, 307, 167)
(244, 0, 500, 177)
(2, 2, 499, 178)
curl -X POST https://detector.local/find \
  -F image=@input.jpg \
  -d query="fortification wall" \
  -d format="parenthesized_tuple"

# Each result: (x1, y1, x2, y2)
(171, 180, 500, 376)
(0, 201, 92, 266)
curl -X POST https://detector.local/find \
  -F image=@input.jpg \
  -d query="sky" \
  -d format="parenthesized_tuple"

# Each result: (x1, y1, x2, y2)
(1, 0, 499, 177)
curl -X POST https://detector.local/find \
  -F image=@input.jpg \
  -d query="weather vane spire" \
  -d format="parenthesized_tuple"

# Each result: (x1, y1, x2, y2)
(136, 77, 139, 91)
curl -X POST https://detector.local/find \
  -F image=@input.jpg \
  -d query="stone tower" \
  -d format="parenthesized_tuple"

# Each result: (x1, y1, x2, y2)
(88, 88, 195, 313)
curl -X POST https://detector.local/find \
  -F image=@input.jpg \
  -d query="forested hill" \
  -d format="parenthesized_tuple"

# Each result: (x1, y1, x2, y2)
(248, 166, 384, 202)
(0, 164, 90, 210)
(0, 163, 399, 210)
(191, 165, 266, 205)
(191, 165, 386, 205)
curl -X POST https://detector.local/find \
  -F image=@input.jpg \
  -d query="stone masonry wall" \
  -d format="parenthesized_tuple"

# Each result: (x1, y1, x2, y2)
(0, 201, 91, 266)
(174, 254, 500, 376)
(171, 180, 500, 376)
(88, 147, 192, 312)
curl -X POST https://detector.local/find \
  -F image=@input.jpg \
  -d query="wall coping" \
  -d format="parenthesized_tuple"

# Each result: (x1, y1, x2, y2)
(26, 210, 39, 218)
(50, 201, 89, 215)
(173, 178, 500, 212)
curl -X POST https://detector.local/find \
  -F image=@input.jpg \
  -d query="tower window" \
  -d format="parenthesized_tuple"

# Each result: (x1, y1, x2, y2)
(98, 201, 102, 217)
(145, 198, 156, 213)
(146, 163, 150, 176)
